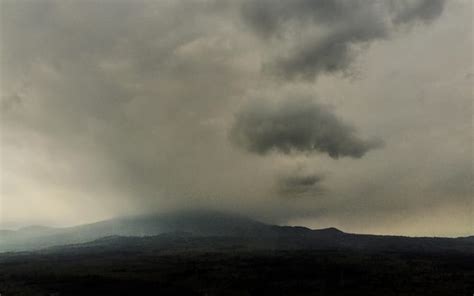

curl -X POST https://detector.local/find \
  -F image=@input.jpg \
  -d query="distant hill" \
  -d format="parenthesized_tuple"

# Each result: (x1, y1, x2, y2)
(1, 210, 473, 254)
(0, 210, 271, 251)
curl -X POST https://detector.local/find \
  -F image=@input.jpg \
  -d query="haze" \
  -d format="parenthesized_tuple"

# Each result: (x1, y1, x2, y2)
(0, 0, 472, 237)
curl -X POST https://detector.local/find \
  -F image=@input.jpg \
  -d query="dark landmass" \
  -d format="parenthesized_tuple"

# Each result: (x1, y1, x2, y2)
(1, 210, 473, 253)
(1, 211, 473, 295)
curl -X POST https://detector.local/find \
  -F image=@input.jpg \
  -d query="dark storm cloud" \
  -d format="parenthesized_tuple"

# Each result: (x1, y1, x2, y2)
(241, 0, 446, 80)
(266, 25, 386, 80)
(241, 0, 354, 39)
(391, 0, 446, 25)
(278, 174, 324, 197)
(230, 98, 382, 158)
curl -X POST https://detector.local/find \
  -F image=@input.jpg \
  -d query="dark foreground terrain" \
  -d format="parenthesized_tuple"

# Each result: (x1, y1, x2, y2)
(1, 212, 473, 295)
(1, 234, 473, 296)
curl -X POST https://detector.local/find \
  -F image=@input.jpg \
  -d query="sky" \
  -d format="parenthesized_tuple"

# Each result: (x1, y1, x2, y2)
(0, 0, 472, 237)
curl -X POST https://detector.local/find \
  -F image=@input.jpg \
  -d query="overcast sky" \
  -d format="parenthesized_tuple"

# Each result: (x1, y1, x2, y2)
(1, 0, 472, 236)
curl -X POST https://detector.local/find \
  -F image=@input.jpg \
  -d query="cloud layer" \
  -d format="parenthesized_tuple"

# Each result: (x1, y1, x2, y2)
(242, 0, 446, 80)
(230, 97, 381, 158)
(1, 0, 471, 236)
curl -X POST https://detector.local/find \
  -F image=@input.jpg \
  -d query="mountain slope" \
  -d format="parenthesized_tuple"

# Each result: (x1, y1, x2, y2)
(1, 210, 473, 253)
(0, 210, 272, 251)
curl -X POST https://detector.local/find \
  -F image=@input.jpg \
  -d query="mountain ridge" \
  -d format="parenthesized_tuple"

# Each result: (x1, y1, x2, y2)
(1, 210, 473, 253)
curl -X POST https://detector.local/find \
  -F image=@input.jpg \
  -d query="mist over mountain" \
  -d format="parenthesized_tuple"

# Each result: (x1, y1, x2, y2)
(1, 210, 472, 254)
(0, 210, 259, 250)
(1, 210, 473, 295)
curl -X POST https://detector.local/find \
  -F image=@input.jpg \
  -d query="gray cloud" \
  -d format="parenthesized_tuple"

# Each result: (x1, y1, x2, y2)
(266, 24, 386, 80)
(278, 174, 324, 198)
(230, 97, 382, 158)
(241, 0, 356, 39)
(391, 0, 445, 25)
(241, 0, 446, 80)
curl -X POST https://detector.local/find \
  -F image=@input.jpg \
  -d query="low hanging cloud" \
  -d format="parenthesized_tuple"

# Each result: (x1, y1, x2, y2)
(230, 98, 382, 158)
(241, 0, 446, 80)
(277, 174, 324, 198)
